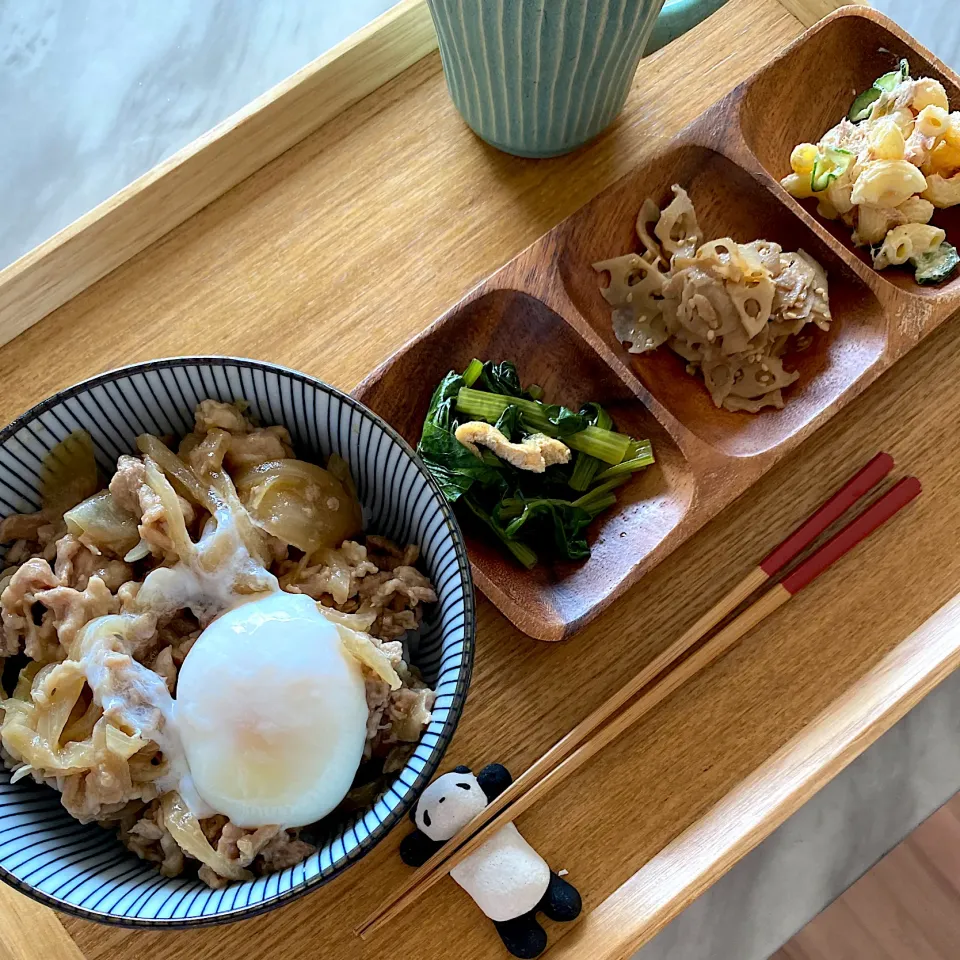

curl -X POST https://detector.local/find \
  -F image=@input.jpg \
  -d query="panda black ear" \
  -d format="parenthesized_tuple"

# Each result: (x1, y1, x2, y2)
(453, 765, 471, 774)
(477, 763, 513, 801)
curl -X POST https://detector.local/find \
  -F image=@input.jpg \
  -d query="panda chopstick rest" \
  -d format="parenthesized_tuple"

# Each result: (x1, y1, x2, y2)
(399, 763, 581, 959)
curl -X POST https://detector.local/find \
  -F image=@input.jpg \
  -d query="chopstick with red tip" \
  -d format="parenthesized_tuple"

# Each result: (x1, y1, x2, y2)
(358, 457, 916, 940)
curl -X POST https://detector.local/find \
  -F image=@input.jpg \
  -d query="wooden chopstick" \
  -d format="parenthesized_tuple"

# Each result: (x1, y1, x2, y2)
(358, 462, 915, 939)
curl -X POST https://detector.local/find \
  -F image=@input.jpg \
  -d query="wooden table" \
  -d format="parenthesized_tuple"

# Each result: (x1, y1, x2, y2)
(7, 1, 960, 959)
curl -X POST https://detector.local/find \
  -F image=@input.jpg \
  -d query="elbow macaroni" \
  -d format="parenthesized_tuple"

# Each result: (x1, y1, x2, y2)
(916, 105, 950, 138)
(874, 223, 946, 268)
(853, 205, 897, 246)
(851, 160, 927, 207)
(927, 141, 960, 177)
(781, 173, 815, 200)
(923, 171, 960, 207)
(897, 196, 935, 224)
(869, 119, 906, 161)
(912, 79, 950, 113)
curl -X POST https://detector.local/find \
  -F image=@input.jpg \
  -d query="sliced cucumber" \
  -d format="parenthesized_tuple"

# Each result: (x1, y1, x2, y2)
(849, 59, 911, 122)
(913, 241, 960, 285)
(875, 59, 909, 93)
(849, 87, 881, 122)
(811, 147, 853, 192)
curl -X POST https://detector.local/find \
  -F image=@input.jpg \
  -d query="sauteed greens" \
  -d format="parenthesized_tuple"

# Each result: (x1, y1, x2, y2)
(417, 360, 654, 568)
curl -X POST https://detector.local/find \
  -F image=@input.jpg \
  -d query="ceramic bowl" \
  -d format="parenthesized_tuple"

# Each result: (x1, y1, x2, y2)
(0, 357, 475, 926)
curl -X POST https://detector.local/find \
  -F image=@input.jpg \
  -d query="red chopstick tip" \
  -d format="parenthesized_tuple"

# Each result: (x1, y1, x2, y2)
(760, 452, 896, 576)
(780, 475, 921, 595)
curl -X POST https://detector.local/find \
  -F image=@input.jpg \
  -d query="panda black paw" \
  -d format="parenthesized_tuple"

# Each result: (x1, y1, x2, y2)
(538, 872, 582, 923)
(493, 914, 548, 959)
(398, 829, 441, 868)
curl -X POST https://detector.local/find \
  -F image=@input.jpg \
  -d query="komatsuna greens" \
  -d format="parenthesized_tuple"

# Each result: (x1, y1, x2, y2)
(417, 360, 654, 569)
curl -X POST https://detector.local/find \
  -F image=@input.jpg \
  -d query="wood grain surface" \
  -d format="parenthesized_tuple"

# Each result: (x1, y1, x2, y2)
(0, 2, 950, 960)
(777, 0, 868, 26)
(552, 590, 960, 960)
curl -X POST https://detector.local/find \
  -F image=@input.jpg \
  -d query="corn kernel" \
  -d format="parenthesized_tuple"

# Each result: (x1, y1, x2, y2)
(790, 143, 818, 176)
(928, 141, 960, 177)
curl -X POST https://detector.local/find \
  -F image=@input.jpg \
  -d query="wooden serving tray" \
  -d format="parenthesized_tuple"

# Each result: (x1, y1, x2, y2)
(356, 6, 960, 642)
(8, 4, 960, 960)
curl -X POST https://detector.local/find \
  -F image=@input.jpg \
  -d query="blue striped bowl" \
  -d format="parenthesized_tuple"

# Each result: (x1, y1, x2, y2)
(0, 357, 475, 926)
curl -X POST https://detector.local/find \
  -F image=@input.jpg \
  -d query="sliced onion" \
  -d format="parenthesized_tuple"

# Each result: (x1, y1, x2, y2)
(65, 491, 140, 558)
(334, 622, 401, 690)
(162, 792, 252, 882)
(233, 459, 361, 553)
(41, 430, 99, 514)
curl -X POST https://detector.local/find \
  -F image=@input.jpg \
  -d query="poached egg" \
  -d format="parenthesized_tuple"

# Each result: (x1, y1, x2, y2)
(175, 591, 368, 829)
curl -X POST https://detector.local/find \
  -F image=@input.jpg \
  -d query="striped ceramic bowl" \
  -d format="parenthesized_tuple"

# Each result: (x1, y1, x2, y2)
(0, 357, 474, 926)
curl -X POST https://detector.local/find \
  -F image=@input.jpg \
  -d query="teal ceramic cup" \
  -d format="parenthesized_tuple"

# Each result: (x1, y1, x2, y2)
(427, 0, 723, 158)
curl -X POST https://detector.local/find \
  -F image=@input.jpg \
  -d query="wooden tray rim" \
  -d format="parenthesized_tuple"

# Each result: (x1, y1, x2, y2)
(549, 588, 960, 959)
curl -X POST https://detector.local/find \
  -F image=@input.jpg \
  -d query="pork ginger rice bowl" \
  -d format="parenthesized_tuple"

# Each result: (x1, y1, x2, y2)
(0, 398, 438, 890)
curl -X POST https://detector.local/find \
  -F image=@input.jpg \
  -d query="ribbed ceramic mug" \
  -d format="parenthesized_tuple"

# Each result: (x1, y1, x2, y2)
(427, 0, 668, 158)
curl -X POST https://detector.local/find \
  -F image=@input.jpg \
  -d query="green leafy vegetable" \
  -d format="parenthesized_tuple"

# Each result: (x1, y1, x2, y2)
(493, 403, 525, 442)
(462, 358, 484, 387)
(417, 372, 505, 503)
(496, 497, 593, 562)
(461, 493, 538, 569)
(477, 360, 525, 398)
(569, 403, 613, 492)
(417, 359, 655, 568)
(455, 388, 632, 464)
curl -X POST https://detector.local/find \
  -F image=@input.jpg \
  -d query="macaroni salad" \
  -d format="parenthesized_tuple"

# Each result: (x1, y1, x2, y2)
(782, 60, 960, 285)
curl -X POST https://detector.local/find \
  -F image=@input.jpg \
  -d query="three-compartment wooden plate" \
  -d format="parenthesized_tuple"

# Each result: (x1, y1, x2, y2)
(356, 6, 960, 641)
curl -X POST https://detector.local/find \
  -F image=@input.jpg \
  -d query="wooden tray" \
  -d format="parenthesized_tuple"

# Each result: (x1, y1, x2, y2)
(9, 3, 960, 960)
(355, 6, 960, 642)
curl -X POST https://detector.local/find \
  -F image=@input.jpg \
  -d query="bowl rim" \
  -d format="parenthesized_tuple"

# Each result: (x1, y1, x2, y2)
(0, 355, 476, 928)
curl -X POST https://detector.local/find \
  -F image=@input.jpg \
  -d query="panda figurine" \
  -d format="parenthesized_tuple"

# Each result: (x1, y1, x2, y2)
(400, 763, 581, 959)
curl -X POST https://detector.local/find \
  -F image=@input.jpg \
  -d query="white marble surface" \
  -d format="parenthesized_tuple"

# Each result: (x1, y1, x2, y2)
(3, 2, 960, 959)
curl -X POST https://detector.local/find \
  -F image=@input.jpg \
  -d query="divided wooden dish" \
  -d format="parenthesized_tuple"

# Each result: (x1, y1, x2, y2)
(355, 6, 960, 643)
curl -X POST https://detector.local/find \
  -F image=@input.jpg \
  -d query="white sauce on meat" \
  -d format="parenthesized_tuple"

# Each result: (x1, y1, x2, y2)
(135, 506, 278, 625)
(76, 504, 282, 819)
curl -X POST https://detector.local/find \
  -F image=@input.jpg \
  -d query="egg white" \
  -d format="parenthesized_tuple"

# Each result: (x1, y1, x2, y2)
(175, 591, 368, 829)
